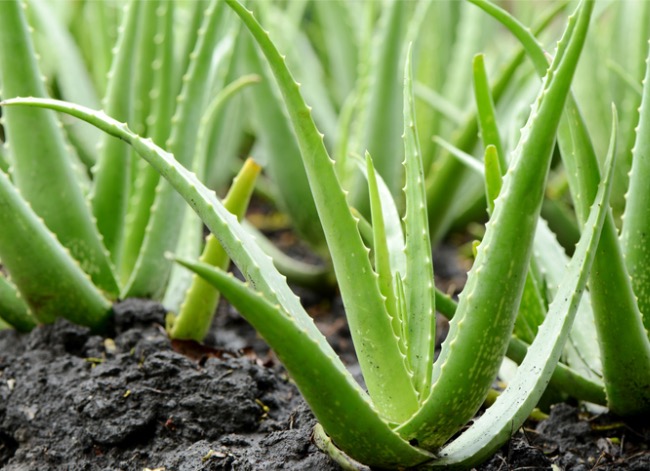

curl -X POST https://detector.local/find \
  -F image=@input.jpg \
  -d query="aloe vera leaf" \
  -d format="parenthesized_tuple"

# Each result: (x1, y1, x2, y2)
(119, 0, 175, 284)
(466, 1, 601, 380)
(365, 153, 401, 352)
(226, 0, 419, 422)
(0, 0, 118, 297)
(353, 0, 409, 206)
(130, 0, 159, 139)
(621, 40, 650, 331)
(366, 153, 397, 304)
(242, 34, 325, 251)
(0, 168, 112, 328)
(402, 45, 436, 398)
(561, 125, 650, 415)
(431, 109, 614, 469)
(124, 0, 228, 299)
(447, 142, 546, 345)
(90, 0, 140, 266)
(0, 274, 36, 332)
(428, 276, 606, 407)
(531, 210, 603, 382)
(28, 0, 101, 167)
(397, 1, 593, 448)
(352, 154, 406, 280)
(441, 291, 605, 408)
(425, 1, 567, 244)
(441, 139, 590, 364)
(474, 67, 547, 346)
(506, 337, 605, 406)
(173, 260, 433, 468)
(483, 145, 502, 215)
(609, 1, 650, 215)
(473, 0, 650, 416)
(170, 158, 261, 341)
(473, 54, 506, 170)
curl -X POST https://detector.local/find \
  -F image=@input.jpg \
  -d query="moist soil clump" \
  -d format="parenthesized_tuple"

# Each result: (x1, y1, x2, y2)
(0, 299, 338, 471)
(0, 298, 648, 470)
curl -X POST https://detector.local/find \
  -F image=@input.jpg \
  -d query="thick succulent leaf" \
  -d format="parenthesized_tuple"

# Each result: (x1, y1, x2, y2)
(352, 154, 406, 280)
(174, 259, 433, 469)
(621, 40, 650, 331)
(0, 0, 118, 297)
(163, 74, 260, 313)
(91, 0, 139, 265)
(0, 169, 111, 328)
(119, 0, 175, 284)
(226, 0, 419, 422)
(483, 145, 502, 215)
(397, 1, 594, 448)
(431, 106, 615, 469)
(473, 54, 506, 170)
(366, 153, 400, 335)
(0, 98, 313, 332)
(443, 130, 603, 381)
(402, 45, 436, 399)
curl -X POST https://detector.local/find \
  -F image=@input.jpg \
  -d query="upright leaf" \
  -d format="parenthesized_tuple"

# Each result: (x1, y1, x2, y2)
(226, 0, 419, 423)
(402, 45, 436, 398)
(91, 0, 139, 265)
(621, 40, 650, 331)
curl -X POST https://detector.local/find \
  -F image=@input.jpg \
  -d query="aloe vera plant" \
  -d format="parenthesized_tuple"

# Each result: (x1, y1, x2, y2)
(465, 0, 650, 418)
(2, 0, 610, 467)
(0, 0, 259, 334)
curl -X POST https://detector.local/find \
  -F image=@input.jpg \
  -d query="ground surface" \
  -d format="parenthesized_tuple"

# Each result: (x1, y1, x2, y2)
(1, 239, 649, 470)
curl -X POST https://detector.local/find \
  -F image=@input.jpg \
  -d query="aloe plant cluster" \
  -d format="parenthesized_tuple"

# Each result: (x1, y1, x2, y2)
(1, 0, 649, 469)
(0, 0, 260, 335)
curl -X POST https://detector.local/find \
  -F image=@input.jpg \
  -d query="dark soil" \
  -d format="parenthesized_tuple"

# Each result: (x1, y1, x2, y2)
(0, 249, 648, 469)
